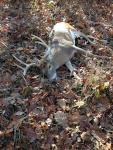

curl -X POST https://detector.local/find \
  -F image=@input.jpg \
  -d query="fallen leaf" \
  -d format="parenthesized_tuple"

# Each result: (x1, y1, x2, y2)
(74, 100, 85, 108)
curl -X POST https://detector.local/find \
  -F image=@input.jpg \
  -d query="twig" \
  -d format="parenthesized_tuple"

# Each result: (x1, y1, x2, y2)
(82, 91, 95, 102)
(0, 41, 8, 48)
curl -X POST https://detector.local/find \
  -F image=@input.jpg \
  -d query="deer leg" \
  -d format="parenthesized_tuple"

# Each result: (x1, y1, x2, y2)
(65, 61, 74, 73)
(65, 61, 81, 80)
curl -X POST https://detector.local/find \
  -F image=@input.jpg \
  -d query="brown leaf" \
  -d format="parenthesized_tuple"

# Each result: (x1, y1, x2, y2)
(23, 127, 37, 142)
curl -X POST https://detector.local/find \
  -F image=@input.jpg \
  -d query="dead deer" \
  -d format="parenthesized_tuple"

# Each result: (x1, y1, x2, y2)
(13, 23, 111, 82)
(13, 35, 93, 81)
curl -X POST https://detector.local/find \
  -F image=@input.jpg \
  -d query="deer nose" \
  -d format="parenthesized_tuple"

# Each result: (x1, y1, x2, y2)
(47, 66, 58, 82)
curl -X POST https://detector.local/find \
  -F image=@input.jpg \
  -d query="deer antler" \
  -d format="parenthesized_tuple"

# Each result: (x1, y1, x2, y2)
(31, 34, 48, 48)
(12, 54, 40, 75)
(12, 36, 48, 75)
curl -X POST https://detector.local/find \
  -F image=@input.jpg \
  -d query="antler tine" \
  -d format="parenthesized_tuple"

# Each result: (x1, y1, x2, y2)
(14, 63, 25, 71)
(35, 41, 48, 48)
(12, 54, 28, 66)
(23, 63, 37, 75)
(12, 54, 38, 75)
(31, 34, 48, 48)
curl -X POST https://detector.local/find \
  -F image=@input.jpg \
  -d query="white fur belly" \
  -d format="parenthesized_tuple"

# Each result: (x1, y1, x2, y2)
(53, 23, 69, 34)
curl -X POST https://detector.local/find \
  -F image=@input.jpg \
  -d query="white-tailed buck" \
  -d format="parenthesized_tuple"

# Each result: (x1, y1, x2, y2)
(13, 22, 110, 81)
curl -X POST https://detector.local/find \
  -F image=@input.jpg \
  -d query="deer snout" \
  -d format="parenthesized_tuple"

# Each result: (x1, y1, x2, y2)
(47, 65, 58, 81)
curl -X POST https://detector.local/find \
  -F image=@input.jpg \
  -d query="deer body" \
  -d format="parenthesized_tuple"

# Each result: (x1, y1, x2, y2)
(46, 22, 92, 81)
(44, 22, 97, 81)
(44, 41, 79, 81)
(13, 22, 96, 81)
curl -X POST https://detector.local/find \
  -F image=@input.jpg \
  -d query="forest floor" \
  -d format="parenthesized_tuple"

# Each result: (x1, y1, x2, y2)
(0, 0, 113, 149)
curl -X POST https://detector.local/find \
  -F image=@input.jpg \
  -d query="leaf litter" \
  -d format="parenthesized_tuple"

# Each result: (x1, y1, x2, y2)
(0, 0, 113, 149)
